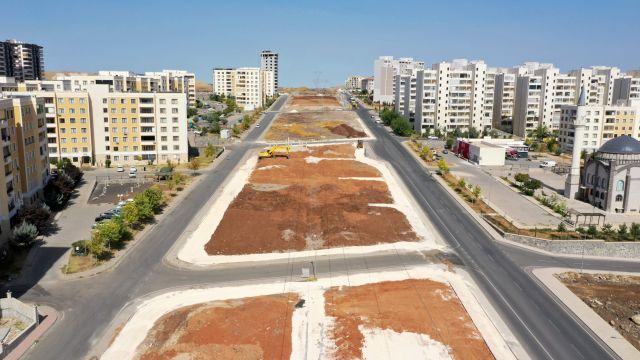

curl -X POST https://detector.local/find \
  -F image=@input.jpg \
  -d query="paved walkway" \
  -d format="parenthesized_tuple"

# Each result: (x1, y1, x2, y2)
(3, 306, 57, 360)
(446, 154, 560, 228)
(12, 174, 113, 287)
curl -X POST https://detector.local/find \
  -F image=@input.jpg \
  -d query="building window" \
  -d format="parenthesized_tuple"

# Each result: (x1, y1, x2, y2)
(616, 180, 625, 192)
(616, 194, 623, 201)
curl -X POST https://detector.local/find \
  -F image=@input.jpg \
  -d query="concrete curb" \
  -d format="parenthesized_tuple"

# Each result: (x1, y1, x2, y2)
(531, 267, 640, 360)
(59, 149, 233, 280)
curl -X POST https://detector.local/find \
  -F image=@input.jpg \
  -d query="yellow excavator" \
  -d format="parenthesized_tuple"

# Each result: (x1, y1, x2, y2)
(259, 145, 291, 159)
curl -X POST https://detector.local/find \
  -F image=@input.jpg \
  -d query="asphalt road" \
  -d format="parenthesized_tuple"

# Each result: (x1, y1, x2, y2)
(352, 100, 623, 360)
(15, 93, 640, 359)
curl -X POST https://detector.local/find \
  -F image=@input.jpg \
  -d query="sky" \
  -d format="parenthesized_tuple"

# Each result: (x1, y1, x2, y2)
(5, 0, 640, 87)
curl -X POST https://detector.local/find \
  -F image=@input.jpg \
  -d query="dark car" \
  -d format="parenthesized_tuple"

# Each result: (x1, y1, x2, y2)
(94, 209, 120, 222)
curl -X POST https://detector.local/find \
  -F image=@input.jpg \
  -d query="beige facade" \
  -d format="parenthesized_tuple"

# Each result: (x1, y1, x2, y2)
(212, 67, 275, 111)
(0, 97, 49, 246)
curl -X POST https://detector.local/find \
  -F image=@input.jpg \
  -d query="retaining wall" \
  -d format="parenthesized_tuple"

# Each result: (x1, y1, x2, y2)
(0, 294, 38, 358)
(503, 233, 640, 259)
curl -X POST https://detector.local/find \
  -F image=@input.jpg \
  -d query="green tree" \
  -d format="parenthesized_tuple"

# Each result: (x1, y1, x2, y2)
(87, 236, 108, 260)
(391, 116, 412, 136)
(618, 223, 629, 240)
(188, 158, 201, 174)
(121, 203, 141, 228)
(514, 173, 530, 185)
(105, 159, 112, 168)
(420, 145, 433, 161)
(11, 221, 38, 247)
(601, 223, 614, 237)
(457, 178, 466, 190)
(92, 217, 128, 249)
(210, 121, 221, 134)
(472, 185, 482, 203)
(434, 128, 442, 139)
(523, 178, 542, 191)
(587, 225, 598, 239)
(204, 144, 216, 158)
(15, 203, 51, 233)
(232, 124, 241, 136)
(445, 138, 454, 149)
(438, 159, 449, 173)
(467, 126, 480, 139)
(422, 127, 432, 138)
(631, 222, 640, 241)
(166, 159, 177, 171)
(557, 222, 567, 232)
(187, 107, 198, 118)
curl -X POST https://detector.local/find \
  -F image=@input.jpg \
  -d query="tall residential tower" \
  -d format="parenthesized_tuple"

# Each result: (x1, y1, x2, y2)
(260, 50, 279, 92)
(0, 40, 44, 81)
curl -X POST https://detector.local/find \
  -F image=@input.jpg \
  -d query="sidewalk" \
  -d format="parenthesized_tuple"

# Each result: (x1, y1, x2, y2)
(532, 267, 640, 359)
(3, 306, 58, 360)
(446, 154, 559, 228)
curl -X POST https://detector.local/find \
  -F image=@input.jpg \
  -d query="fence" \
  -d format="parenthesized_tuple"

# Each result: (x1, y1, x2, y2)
(0, 291, 38, 358)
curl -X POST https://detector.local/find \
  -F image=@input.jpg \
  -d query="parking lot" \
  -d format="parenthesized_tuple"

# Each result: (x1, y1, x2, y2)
(89, 177, 153, 204)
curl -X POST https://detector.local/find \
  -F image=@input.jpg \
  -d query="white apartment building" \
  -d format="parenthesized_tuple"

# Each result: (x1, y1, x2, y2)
(492, 70, 517, 132)
(260, 50, 279, 91)
(513, 63, 578, 137)
(212, 67, 275, 111)
(613, 71, 640, 104)
(414, 69, 438, 133)
(570, 66, 621, 106)
(373, 56, 423, 104)
(432, 59, 488, 132)
(394, 74, 417, 120)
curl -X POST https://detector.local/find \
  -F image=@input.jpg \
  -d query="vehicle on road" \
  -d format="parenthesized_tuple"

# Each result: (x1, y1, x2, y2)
(256, 123, 261, 127)
(540, 160, 556, 168)
(427, 136, 439, 140)
(129, 166, 137, 173)
(116, 165, 124, 172)
(129, 171, 137, 178)
(442, 149, 449, 154)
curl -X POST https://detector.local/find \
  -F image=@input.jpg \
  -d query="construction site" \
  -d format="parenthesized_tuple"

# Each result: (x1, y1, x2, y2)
(103, 267, 511, 360)
(263, 95, 368, 141)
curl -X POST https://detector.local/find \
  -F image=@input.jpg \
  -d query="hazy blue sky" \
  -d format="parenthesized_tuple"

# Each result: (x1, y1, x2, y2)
(5, 0, 639, 87)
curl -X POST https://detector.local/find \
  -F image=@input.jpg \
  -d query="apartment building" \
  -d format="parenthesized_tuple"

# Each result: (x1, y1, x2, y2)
(373, 56, 423, 104)
(361, 77, 374, 93)
(414, 69, 438, 133)
(432, 59, 489, 132)
(260, 50, 279, 91)
(394, 75, 412, 118)
(559, 101, 640, 154)
(212, 67, 275, 111)
(570, 66, 621, 106)
(492, 71, 517, 132)
(345, 76, 366, 90)
(53, 69, 197, 106)
(0, 40, 44, 81)
(0, 96, 49, 246)
(613, 71, 640, 104)
(512, 63, 578, 137)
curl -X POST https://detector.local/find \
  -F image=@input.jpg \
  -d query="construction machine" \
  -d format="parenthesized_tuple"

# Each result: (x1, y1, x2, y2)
(259, 145, 291, 159)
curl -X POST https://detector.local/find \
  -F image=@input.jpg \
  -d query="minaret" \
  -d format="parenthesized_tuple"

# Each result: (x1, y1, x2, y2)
(564, 86, 587, 199)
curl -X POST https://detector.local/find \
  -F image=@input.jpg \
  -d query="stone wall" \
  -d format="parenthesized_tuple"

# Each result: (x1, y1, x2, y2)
(503, 233, 640, 259)
(0, 292, 38, 357)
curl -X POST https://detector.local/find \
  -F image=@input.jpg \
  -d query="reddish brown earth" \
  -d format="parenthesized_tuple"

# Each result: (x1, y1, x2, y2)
(330, 123, 366, 138)
(288, 95, 341, 109)
(558, 272, 640, 350)
(205, 145, 418, 255)
(134, 293, 299, 360)
(325, 279, 494, 360)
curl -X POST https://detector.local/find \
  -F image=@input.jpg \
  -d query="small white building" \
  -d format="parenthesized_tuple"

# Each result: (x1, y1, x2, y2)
(454, 138, 529, 166)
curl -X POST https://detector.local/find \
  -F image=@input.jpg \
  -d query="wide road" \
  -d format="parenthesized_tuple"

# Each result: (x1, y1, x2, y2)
(17, 93, 640, 359)
(352, 99, 621, 360)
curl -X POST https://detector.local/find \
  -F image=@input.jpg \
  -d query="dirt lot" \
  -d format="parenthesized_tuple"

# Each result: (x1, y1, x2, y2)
(288, 95, 342, 110)
(205, 144, 418, 255)
(558, 272, 640, 351)
(264, 111, 366, 141)
(325, 279, 494, 359)
(134, 293, 299, 360)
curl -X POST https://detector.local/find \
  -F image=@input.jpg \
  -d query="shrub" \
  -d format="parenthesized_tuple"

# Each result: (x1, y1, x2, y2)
(15, 203, 51, 233)
(12, 221, 38, 247)
(105, 159, 111, 168)
(557, 222, 567, 232)
(514, 173, 530, 184)
(618, 224, 628, 240)
(438, 159, 449, 173)
(457, 178, 466, 189)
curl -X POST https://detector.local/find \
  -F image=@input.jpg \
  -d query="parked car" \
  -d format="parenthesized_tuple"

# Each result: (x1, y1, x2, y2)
(129, 171, 137, 178)
(256, 123, 261, 127)
(442, 149, 449, 154)
(116, 165, 124, 172)
(427, 136, 439, 140)
(129, 166, 137, 173)
(540, 160, 556, 168)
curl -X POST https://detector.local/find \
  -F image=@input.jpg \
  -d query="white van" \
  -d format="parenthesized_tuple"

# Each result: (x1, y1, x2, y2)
(540, 160, 556, 168)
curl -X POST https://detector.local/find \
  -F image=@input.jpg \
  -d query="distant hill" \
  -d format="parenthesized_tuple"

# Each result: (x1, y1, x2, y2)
(195, 80, 212, 92)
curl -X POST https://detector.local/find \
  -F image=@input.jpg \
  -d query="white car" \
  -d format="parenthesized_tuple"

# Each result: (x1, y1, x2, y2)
(129, 171, 137, 178)
(540, 160, 557, 168)
(256, 123, 261, 127)
(129, 166, 137, 173)
(116, 165, 124, 172)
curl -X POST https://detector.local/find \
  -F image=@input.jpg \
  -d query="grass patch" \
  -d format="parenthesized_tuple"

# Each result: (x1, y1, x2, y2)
(62, 254, 99, 274)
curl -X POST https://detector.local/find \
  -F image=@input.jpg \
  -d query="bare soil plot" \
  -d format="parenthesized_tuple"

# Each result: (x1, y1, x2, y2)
(325, 279, 494, 359)
(264, 111, 366, 141)
(134, 293, 299, 360)
(558, 272, 640, 351)
(288, 95, 341, 110)
(204, 145, 418, 255)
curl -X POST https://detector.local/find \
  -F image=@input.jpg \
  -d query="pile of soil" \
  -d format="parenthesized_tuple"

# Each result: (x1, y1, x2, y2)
(330, 124, 366, 138)
(135, 293, 299, 360)
(324, 279, 494, 359)
(558, 272, 640, 350)
(264, 111, 365, 141)
(205, 146, 419, 255)
(289, 95, 341, 109)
